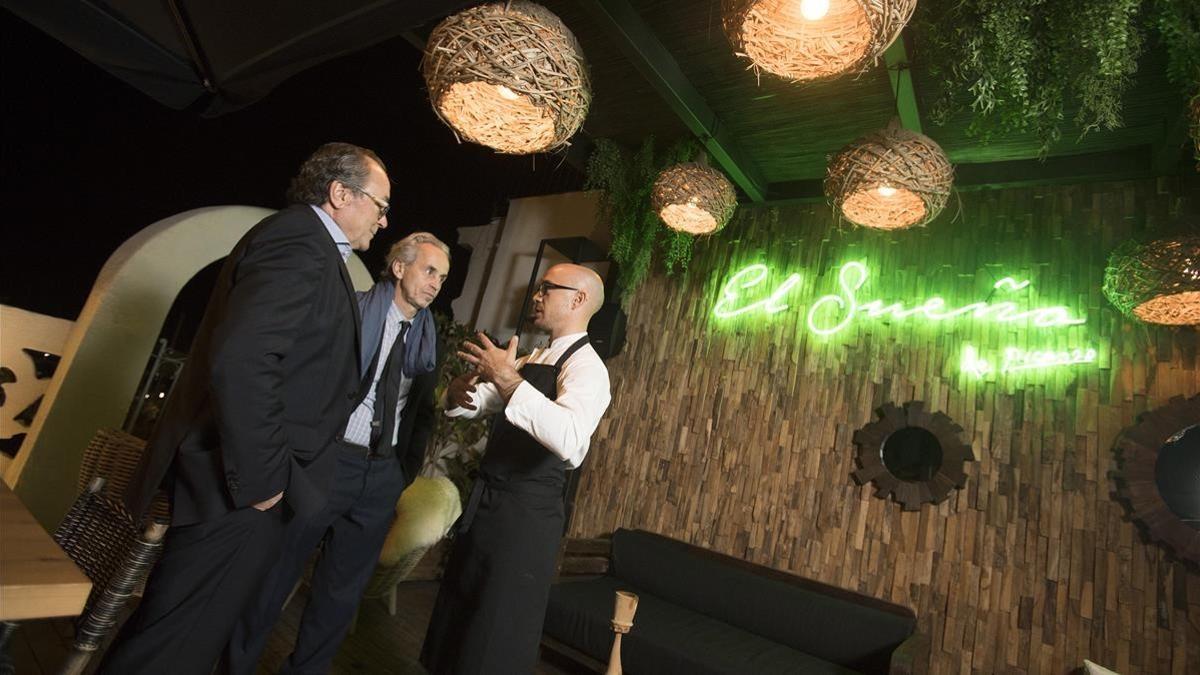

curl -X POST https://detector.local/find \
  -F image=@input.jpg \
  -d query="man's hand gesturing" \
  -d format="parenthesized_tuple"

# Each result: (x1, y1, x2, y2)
(447, 372, 480, 410)
(458, 333, 523, 400)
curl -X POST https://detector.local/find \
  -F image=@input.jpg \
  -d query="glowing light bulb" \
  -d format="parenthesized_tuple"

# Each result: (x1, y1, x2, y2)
(877, 185, 897, 197)
(495, 85, 520, 101)
(799, 0, 830, 21)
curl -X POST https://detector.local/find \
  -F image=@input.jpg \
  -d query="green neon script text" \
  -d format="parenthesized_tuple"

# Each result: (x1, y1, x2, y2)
(961, 344, 1097, 378)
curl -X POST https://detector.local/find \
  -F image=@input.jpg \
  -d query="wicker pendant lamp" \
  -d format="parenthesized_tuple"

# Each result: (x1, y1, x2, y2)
(651, 162, 739, 235)
(422, 1, 591, 154)
(1103, 234, 1200, 325)
(722, 0, 916, 82)
(824, 119, 954, 230)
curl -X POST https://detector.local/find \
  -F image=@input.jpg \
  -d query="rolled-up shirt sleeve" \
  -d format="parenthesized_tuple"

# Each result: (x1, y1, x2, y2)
(503, 352, 611, 468)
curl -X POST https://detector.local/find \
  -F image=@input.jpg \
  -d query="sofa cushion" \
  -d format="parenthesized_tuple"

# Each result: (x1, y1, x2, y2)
(546, 576, 862, 675)
(609, 529, 914, 673)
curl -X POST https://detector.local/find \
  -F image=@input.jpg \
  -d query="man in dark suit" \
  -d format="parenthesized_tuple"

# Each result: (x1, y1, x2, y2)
(99, 142, 392, 675)
(224, 232, 450, 675)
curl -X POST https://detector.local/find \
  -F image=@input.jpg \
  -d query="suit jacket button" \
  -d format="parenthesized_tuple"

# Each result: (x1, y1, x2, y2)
(347, 390, 357, 400)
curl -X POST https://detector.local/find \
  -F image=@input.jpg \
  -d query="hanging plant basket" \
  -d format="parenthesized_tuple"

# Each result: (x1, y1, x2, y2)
(824, 119, 954, 230)
(422, 1, 591, 154)
(722, 0, 916, 82)
(1103, 234, 1200, 326)
(650, 163, 738, 235)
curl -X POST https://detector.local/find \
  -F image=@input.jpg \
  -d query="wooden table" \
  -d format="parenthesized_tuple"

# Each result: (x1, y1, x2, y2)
(0, 480, 91, 621)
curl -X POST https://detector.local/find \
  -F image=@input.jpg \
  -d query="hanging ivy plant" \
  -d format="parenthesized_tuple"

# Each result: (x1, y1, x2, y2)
(1151, 0, 1200, 162)
(584, 137, 699, 305)
(1152, 0, 1200, 98)
(913, 0, 1145, 156)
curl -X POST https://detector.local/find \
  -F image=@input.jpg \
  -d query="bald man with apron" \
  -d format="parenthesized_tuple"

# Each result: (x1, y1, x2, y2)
(422, 264, 612, 674)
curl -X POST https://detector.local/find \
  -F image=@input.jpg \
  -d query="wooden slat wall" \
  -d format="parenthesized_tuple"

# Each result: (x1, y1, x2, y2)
(569, 177, 1200, 674)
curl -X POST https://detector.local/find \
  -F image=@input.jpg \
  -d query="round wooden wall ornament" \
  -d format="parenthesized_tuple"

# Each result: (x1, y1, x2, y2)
(852, 400, 976, 510)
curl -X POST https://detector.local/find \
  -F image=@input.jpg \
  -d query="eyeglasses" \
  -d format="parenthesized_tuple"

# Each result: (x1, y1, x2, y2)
(342, 182, 390, 219)
(534, 280, 579, 296)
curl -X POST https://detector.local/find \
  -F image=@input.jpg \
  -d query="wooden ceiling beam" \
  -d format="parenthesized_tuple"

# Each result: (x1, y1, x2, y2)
(579, 0, 768, 202)
(766, 147, 1161, 203)
(881, 33, 922, 134)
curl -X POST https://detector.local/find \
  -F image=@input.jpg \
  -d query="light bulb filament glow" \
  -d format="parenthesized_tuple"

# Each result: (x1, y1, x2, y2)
(799, 0, 830, 21)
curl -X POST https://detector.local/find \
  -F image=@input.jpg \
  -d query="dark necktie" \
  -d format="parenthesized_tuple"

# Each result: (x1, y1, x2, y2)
(370, 320, 410, 451)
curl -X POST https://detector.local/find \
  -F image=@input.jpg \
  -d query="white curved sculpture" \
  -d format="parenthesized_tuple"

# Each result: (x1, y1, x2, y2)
(5, 206, 373, 527)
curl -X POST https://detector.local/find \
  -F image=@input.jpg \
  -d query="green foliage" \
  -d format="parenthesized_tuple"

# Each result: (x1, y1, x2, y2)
(585, 137, 701, 305)
(914, 0, 1147, 155)
(423, 314, 489, 505)
(422, 314, 535, 508)
(1152, 0, 1200, 97)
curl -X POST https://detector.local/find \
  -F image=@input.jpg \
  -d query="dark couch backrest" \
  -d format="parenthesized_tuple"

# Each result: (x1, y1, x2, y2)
(610, 529, 916, 673)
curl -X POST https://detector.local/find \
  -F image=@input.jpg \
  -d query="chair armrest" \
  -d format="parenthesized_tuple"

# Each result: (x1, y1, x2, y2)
(889, 632, 930, 675)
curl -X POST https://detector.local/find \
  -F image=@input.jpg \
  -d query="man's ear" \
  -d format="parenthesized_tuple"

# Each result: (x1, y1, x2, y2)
(328, 181, 350, 209)
(391, 258, 405, 280)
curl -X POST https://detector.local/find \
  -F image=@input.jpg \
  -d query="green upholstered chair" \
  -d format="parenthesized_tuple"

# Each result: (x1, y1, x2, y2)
(359, 476, 462, 616)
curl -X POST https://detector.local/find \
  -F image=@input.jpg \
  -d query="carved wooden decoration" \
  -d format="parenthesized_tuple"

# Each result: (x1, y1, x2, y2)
(852, 401, 976, 510)
(1113, 394, 1200, 565)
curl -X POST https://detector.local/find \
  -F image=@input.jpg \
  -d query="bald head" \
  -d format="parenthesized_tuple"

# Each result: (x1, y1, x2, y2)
(531, 263, 607, 339)
(550, 263, 605, 315)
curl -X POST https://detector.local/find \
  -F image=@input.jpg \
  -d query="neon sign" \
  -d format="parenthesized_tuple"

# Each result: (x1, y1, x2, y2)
(712, 261, 1095, 378)
(807, 262, 1086, 335)
(714, 261, 1086, 334)
(961, 345, 1097, 378)
(712, 264, 802, 318)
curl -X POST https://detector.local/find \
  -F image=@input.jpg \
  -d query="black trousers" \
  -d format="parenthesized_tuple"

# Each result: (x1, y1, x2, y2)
(96, 502, 288, 675)
(224, 446, 405, 675)
(420, 479, 565, 675)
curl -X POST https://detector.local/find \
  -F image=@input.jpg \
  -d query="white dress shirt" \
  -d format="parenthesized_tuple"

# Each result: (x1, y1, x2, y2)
(311, 205, 352, 262)
(446, 332, 611, 468)
(343, 303, 414, 447)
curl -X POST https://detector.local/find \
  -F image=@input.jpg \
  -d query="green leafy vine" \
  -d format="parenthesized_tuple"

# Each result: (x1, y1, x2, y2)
(585, 137, 701, 306)
(914, 0, 1199, 157)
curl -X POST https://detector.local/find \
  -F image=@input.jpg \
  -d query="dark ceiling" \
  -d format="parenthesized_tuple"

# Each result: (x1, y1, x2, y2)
(533, 0, 1193, 200)
(6, 0, 1193, 200)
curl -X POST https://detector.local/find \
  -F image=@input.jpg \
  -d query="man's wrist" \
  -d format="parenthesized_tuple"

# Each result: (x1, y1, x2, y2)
(494, 367, 523, 401)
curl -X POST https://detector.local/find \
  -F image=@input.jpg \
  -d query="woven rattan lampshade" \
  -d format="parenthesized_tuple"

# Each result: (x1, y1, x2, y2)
(651, 163, 738, 235)
(824, 120, 953, 230)
(722, 0, 916, 82)
(422, 1, 590, 154)
(1103, 234, 1200, 325)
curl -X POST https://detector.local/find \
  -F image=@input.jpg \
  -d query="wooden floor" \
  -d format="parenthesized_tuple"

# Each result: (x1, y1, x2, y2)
(7, 581, 583, 674)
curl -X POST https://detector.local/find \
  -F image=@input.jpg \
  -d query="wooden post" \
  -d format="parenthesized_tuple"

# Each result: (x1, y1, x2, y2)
(604, 591, 639, 675)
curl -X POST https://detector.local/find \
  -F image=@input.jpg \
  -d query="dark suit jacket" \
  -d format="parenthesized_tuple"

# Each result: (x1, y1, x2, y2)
(126, 205, 363, 526)
(354, 280, 442, 490)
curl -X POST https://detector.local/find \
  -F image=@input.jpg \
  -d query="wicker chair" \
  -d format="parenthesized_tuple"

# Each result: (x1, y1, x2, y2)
(52, 477, 168, 675)
(78, 428, 169, 523)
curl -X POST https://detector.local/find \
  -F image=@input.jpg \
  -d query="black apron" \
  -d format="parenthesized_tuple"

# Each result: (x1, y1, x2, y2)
(421, 336, 590, 675)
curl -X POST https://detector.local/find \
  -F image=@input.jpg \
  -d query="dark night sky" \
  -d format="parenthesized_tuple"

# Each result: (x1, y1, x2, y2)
(0, 9, 584, 322)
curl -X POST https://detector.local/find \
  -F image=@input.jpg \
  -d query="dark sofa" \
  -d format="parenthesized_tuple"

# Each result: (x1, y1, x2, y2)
(543, 529, 926, 675)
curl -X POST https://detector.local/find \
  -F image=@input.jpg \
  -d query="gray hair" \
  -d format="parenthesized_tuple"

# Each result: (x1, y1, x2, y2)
(286, 142, 386, 206)
(382, 232, 451, 280)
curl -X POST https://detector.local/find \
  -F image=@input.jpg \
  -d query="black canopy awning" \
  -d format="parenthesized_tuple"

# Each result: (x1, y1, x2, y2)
(3, 0, 472, 115)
